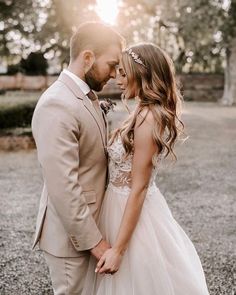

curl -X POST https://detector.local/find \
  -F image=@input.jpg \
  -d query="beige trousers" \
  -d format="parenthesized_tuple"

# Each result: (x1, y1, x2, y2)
(44, 251, 90, 295)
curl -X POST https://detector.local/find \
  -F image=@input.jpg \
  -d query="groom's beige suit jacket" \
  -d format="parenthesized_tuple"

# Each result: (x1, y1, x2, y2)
(32, 72, 108, 257)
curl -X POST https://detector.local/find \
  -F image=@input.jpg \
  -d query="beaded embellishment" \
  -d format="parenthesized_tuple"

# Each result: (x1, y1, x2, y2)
(126, 48, 146, 67)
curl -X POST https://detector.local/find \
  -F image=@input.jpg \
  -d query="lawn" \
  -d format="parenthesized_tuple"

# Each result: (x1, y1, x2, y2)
(0, 101, 235, 294)
(0, 91, 41, 110)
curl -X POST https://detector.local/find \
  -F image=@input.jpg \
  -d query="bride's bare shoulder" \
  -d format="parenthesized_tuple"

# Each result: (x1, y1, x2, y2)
(133, 107, 156, 155)
(136, 107, 155, 128)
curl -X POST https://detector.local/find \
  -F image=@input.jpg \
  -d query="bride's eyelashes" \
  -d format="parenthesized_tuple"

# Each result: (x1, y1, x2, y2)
(118, 67, 126, 77)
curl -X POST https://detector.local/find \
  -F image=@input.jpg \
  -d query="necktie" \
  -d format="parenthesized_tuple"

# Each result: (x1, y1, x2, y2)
(87, 90, 98, 102)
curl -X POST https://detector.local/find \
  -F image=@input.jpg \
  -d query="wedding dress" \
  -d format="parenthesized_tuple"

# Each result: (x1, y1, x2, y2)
(82, 135, 209, 295)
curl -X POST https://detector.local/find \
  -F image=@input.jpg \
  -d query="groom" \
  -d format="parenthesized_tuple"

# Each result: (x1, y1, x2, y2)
(32, 22, 124, 294)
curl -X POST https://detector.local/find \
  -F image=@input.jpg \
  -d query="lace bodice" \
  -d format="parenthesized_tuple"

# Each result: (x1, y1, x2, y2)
(107, 135, 161, 191)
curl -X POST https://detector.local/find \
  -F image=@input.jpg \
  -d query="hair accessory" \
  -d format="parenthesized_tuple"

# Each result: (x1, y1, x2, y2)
(126, 48, 146, 67)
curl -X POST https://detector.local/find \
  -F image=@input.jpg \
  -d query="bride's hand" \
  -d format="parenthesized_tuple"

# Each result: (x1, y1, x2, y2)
(95, 248, 122, 275)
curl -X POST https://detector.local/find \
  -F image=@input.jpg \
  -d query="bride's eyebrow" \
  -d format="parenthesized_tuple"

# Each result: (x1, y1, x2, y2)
(108, 60, 119, 66)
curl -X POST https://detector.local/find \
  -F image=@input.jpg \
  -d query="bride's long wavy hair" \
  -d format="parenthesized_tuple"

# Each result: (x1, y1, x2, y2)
(110, 43, 184, 160)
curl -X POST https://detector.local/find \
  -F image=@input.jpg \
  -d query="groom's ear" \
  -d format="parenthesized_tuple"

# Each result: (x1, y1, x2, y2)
(83, 50, 95, 73)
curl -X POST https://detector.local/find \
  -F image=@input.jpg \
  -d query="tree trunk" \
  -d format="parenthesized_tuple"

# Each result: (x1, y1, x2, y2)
(221, 38, 236, 105)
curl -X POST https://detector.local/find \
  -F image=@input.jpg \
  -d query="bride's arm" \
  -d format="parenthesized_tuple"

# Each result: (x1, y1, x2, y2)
(96, 111, 157, 274)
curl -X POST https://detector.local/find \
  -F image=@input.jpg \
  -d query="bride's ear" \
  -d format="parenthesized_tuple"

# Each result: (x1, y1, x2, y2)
(83, 50, 95, 73)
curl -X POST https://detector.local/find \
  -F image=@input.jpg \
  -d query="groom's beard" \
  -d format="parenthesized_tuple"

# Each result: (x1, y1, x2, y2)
(85, 63, 106, 92)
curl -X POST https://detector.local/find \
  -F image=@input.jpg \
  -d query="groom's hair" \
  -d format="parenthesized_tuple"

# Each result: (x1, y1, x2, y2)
(70, 22, 125, 61)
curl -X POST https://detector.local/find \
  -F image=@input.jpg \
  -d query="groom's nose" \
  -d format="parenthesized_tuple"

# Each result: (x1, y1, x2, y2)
(109, 68, 116, 79)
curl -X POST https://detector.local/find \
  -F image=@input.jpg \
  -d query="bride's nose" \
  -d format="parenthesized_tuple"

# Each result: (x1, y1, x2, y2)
(116, 76, 122, 86)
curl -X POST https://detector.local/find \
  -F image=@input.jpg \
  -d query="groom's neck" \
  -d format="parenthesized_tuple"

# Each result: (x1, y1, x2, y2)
(67, 62, 85, 81)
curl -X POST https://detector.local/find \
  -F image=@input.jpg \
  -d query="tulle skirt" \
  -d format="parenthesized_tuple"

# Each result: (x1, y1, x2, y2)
(82, 184, 209, 295)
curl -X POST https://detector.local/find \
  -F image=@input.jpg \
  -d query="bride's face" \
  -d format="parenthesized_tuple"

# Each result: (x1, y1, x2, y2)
(117, 65, 127, 90)
(116, 63, 135, 99)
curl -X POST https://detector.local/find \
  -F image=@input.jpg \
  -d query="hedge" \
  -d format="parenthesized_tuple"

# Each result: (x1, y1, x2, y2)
(0, 102, 36, 129)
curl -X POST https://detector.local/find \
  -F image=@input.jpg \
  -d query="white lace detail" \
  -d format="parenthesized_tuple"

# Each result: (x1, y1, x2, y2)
(107, 135, 161, 191)
(108, 182, 158, 196)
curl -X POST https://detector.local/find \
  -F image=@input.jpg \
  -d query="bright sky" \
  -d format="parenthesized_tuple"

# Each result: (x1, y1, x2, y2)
(96, 0, 119, 25)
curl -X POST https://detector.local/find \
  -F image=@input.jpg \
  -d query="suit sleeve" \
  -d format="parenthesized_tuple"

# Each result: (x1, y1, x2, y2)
(32, 100, 102, 251)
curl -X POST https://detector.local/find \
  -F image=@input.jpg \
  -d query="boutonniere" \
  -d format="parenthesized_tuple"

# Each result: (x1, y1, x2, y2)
(100, 98, 117, 115)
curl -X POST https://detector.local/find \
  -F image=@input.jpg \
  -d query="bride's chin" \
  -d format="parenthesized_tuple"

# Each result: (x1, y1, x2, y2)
(121, 93, 127, 100)
(121, 92, 132, 100)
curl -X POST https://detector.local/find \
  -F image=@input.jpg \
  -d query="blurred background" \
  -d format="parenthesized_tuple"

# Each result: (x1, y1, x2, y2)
(0, 0, 236, 134)
(0, 0, 235, 294)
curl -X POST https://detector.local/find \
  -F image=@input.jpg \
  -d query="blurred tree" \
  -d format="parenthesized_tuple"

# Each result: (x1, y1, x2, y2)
(165, 0, 236, 104)
(0, 0, 235, 103)
(120, 0, 235, 104)
(119, 0, 225, 73)
(221, 0, 236, 105)
(20, 52, 48, 75)
(0, 0, 97, 71)
(0, 0, 40, 63)
(35, 0, 97, 71)
(7, 63, 21, 75)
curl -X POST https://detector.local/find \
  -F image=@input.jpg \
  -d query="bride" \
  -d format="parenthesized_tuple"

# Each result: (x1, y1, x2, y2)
(82, 43, 209, 295)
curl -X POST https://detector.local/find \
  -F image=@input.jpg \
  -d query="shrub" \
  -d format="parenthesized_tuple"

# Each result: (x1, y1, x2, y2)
(7, 64, 22, 75)
(0, 102, 36, 129)
(20, 52, 48, 75)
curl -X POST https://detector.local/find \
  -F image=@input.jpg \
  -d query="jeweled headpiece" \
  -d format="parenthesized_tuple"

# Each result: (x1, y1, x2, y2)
(126, 48, 146, 67)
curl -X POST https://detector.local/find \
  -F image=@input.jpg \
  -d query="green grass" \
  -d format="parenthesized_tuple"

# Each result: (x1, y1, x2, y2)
(0, 91, 41, 110)
(0, 91, 42, 130)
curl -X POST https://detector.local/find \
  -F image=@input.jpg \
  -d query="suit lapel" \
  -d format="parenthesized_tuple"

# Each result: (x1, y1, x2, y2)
(58, 72, 107, 154)
(83, 96, 107, 148)
(101, 110, 108, 146)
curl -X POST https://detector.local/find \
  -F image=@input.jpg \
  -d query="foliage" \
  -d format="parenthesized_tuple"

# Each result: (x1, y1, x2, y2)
(0, 102, 36, 129)
(119, 0, 235, 73)
(20, 52, 48, 75)
(0, 90, 38, 130)
(7, 64, 21, 75)
(0, 0, 39, 61)
(32, 0, 98, 69)
(0, 0, 236, 73)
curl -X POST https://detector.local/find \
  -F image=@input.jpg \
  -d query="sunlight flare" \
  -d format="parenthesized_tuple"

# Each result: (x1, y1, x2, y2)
(96, 0, 119, 25)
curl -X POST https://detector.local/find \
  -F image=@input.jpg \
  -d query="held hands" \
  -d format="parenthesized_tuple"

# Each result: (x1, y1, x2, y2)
(95, 247, 123, 275)
(90, 239, 110, 260)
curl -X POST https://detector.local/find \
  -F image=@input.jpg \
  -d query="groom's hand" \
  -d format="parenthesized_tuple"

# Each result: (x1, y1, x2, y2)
(90, 239, 110, 260)
(95, 248, 122, 275)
